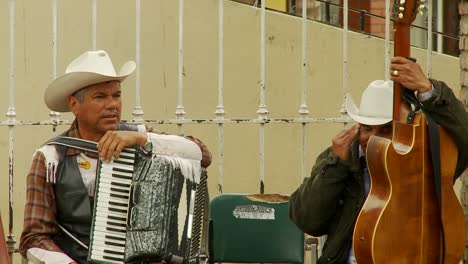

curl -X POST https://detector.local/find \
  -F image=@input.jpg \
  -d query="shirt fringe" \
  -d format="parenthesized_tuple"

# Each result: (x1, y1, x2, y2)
(34, 145, 59, 184)
(156, 154, 202, 184)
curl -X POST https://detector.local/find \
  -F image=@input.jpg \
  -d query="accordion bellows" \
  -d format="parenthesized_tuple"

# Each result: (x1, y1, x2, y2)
(88, 134, 203, 263)
(150, 133, 202, 184)
(124, 153, 189, 263)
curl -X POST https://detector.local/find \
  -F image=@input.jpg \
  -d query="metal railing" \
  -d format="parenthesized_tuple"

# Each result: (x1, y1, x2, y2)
(232, 0, 460, 57)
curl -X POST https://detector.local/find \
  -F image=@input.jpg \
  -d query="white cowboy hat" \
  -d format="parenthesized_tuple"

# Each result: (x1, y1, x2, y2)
(345, 80, 393, 125)
(44, 50, 136, 112)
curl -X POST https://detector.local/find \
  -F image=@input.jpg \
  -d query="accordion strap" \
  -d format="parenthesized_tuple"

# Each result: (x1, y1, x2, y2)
(46, 136, 98, 153)
(45, 137, 96, 251)
(192, 170, 210, 262)
(200, 172, 210, 259)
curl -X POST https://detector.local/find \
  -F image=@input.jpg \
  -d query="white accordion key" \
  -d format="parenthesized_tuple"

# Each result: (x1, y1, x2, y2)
(89, 147, 136, 264)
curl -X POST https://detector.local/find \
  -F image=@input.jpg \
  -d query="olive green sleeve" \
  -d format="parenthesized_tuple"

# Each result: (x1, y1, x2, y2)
(289, 147, 354, 236)
(421, 80, 468, 178)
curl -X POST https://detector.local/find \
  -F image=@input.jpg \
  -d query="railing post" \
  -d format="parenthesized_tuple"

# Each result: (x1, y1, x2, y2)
(359, 9, 365, 33)
(287, 0, 295, 15)
(325, 0, 331, 24)
(7, 1, 17, 263)
(216, 0, 225, 195)
(257, 0, 269, 194)
(176, 0, 186, 135)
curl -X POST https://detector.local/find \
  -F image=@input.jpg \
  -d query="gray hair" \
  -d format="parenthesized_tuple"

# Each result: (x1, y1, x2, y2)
(71, 88, 86, 102)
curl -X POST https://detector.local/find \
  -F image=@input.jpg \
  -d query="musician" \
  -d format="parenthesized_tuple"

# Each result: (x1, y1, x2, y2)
(19, 50, 212, 263)
(289, 57, 468, 264)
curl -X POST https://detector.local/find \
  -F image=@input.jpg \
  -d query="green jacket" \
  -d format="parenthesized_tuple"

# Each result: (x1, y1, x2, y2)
(289, 80, 468, 264)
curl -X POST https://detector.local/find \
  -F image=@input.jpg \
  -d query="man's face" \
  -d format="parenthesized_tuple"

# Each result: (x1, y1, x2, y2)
(359, 122, 393, 151)
(69, 81, 122, 139)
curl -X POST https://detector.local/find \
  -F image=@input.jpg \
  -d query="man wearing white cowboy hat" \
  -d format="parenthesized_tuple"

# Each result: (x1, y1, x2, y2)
(19, 50, 212, 263)
(289, 57, 468, 264)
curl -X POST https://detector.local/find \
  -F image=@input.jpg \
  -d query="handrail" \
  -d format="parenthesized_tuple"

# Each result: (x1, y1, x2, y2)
(228, 0, 459, 53)
(313, 0, 458, 41)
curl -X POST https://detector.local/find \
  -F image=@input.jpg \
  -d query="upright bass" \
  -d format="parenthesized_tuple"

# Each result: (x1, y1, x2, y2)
(352, 1, 465, 263)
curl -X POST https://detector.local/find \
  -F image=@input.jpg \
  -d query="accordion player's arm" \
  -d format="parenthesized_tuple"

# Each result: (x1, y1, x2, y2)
(184, 135, 212, 168)
(145, 127, 212, 168)
(98, 128, 212, 169)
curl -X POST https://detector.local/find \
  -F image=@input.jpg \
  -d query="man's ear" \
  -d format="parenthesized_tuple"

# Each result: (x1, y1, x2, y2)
(67, 96, 79, 115)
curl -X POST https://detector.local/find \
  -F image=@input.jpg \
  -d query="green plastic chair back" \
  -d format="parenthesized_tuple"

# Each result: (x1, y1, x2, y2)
(210, 194, 305, 263)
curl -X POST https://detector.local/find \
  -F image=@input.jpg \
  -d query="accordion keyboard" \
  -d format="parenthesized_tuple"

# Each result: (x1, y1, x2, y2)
(89, 148, 136, 263)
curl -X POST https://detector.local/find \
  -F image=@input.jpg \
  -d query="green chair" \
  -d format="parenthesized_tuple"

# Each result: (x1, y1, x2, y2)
(209, 193, 305, 263)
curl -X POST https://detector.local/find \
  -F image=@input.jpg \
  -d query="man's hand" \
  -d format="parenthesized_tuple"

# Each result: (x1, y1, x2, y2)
(390, 56, 432, 93)
(332, 124, 359, 161)
(97, 131, 147, 161)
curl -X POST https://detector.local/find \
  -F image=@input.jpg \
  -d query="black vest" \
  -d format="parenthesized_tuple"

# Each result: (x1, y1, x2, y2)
(51, 123, 139, 263)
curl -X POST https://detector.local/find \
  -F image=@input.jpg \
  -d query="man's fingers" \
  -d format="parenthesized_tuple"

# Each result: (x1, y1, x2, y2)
(98, 131, 139, 161)
(98, 131, 117, 161)
(342, 125, 359, 143)
(332, 125, 358, 161)
(337, 124, 358, 138)
(97, 131, 146, 161)
(105, 140, 120, 161)
(335, 126, 358, 147)
(113, 142, 126, 160)
(391, 56, 411, 64)
(340, 124, 359, 138)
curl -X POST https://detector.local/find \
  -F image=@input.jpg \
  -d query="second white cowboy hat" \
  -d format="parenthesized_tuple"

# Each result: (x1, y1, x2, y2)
(44, 50, 136, 112)
(345, 80, 393, 125)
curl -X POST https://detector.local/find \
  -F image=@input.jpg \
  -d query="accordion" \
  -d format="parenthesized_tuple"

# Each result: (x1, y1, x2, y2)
(48, 135, 209, 264)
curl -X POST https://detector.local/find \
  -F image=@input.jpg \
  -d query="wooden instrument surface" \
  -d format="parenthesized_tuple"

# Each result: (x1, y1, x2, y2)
(353, 116, 465, 263)
(352, 1, 465, 263)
